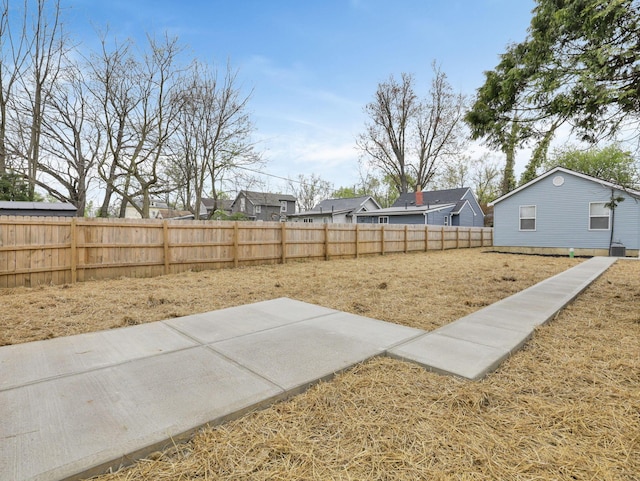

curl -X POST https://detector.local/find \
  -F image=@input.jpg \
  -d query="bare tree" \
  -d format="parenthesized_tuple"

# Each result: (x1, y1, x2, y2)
(90, 34, 184, 218)
(1, 0, 65, 196)
(414, 64, 466, 188)
(438, 156, 471, 190)
(88, 35, 139, 217)
(37, 59, 98, 215)
(357, 72, 416, 194)
(11, 0, 66, 198)
(168, 61, 261, 218)
(0, 0, 30, 175)
(470, 154, 501, 206)
(437, 153, 500, 206)
(357, 65, 466, 194)
(287, 173, 333, 212)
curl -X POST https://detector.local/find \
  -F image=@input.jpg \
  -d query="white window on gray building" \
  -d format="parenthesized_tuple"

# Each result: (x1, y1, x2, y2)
(255, 205, 261, 214)
(519, 205, 536, 231)
(378, 216, 389, 224)
(589, 202, 610, 230)
(280, 200, 287, 213)
(240, 197, 246, 212)
(303, 218, 313, 223)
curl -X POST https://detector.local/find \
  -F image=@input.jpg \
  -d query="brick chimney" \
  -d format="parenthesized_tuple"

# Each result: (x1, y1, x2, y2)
(415, 190, 423, 206)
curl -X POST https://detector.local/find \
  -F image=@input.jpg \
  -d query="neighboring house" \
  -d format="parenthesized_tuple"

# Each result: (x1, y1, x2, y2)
(124, 199, 205, 220)
(0, 201, 77, 217)
(288, 195, 381, 223)
(230, 190, 297, 221)
(489, 166, 640, 256)
(355, 187, 484, 227)
(124, 199, 168, 219)
(201, 198, 233, 218)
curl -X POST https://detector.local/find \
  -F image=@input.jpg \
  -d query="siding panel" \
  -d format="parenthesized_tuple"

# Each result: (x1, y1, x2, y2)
(494, 172, 640, 250)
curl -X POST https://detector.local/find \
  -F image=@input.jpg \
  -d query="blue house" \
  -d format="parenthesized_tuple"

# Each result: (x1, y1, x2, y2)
(489, 167, 640, 257)
(355, 187, 485, 227)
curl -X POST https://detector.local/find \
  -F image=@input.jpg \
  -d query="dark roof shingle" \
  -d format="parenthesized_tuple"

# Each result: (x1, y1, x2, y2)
(392, 187, 469, 207)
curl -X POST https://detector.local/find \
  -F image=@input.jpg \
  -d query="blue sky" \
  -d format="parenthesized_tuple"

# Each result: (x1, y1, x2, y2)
(64, 0, 536, 193)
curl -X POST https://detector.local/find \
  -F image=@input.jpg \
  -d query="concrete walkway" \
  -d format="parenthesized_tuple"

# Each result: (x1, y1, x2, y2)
(389, 256, 617, 379)
(0, 257, 616, 481)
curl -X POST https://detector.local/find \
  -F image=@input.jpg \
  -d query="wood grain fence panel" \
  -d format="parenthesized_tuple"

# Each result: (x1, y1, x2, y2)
(442, 226, 456, 250)
(327, 224, 356, 258)
(406, 225, 426, 252)
(426, 225, 442, 251)
(168, 221, 235, 273)
(285, 223, 325, 260)
(383, 225, 406, 254)
(355, 224, 383, 255)
(0, 221, 7, 288)
(237, 222, 281, 265)
(0, 216, 492, 288)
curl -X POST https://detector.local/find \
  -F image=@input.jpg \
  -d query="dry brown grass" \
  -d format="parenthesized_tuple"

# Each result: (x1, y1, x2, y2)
(1, 249, 575, 346)
(2, 249, 638, 480)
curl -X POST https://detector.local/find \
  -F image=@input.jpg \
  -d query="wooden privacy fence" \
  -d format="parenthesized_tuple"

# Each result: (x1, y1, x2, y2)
(0, 216, 493, 288)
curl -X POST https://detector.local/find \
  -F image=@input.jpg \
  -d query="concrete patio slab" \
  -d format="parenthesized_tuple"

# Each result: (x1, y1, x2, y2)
(210, 312, 422, 392)
(0, 298, 421, 481)
(0, 322, 197, 391)
(164, 298, 336, 344)
(2, 347, 282, 481)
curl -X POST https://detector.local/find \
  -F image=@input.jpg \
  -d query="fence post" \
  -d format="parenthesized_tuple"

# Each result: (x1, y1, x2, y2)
(404, 225, 408, 253)
(480, 228, 484, 247)
(163, 220, 170, 275)
(468, 228, 471, 248)
(281, 222, 287, 264)
(441, 226, 445, 250)
(381, 225, 385, 255)
(324, 223, 330, 260)
(233, 222, 239, 268)
(70, 218, 77, 284)
(456, 227, 459, 249)
(425, 225, 428, 252)
(355, 223, 360, 259)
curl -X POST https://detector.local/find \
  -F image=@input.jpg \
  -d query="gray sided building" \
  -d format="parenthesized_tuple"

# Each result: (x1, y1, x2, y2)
(355, 187, 485, 227)
(289, 195, 381, 224)
(489, 167, 640, 257)
(231, 190, 297, 221)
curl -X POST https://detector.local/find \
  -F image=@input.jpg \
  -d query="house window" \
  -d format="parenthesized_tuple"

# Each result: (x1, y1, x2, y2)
(519, 205, 536, 231)
(254, 205, 261, 214)
(240, 197, 246, 212)
(378, 216, 389, 224)
(280, 201, 287, 213)
(444, 216, 449, 226)
(303, 218, 313, 223)
(589, 202, 610, 230)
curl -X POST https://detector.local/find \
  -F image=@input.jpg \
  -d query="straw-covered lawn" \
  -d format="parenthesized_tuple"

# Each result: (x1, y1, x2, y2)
(2, 249, 578, 346)
(2, 249, 638, 479)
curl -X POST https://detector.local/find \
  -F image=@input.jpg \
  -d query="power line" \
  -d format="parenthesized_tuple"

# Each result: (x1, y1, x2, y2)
(232, 165, 323, 186)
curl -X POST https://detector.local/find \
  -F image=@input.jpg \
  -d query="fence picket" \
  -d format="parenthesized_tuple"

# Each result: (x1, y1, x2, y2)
(0, 216, 492, 288)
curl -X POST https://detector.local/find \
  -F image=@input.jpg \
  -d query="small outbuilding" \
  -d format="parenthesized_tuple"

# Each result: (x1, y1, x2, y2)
(0, 201, 78, 217)
(489, 166, 640, 257)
